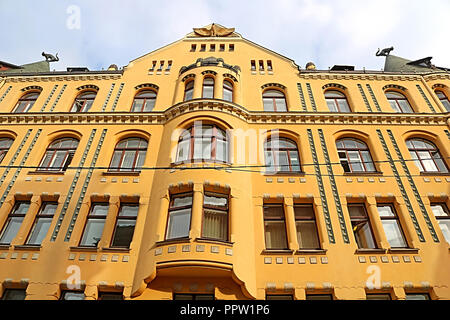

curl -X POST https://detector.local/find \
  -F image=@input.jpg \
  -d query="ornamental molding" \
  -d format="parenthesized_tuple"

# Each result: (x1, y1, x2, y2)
(423, 73, 450, 81)
(322, 83, 347, 91)
(261, 83, 286, 90)
(223, 73, 238, 82)
(382, 84, 407, 91)
(76, 84, 100, 91)
(181, 74, 196, 82)
(432, 83, 447, 89)
(0, 100, 447, 126)
(201, 70, 217, 76)
(299, 73, 423, 81)
(21, 85, 43, 92)
(134, 83, 159, 91)
(2, 74, 122, 83)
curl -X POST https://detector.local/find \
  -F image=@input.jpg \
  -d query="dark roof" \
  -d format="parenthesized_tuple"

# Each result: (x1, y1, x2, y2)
(384, 55, 449, 73)
(0, 60, 50, 74)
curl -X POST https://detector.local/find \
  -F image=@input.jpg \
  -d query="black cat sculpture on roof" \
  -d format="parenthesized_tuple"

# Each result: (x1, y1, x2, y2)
(42, 52, 59, 62)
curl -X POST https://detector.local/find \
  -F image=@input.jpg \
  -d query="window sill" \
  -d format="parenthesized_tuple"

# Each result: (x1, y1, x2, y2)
(102, 171, 141, 176)
(0, 244, 11, 250)
(14, 245, 41, 251)
(355, 248, 387, 254)
(419, 172, 450, 176)
(27, 170, 65, 175)
(261, 249, 294, 255)
(387, 248, 419, 254)
(195, 237, 234, 247)
(171, 160, 232, 167)
(101, 247, 130, 253)
(263, 172, 305, 177)
(343, 172, 383, 176)
(155, 237, 191, 247)
(296, 249, 327, 255)
(69, 246, 99, 252)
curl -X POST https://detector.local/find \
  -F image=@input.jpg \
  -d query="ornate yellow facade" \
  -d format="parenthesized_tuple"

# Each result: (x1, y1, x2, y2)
(0, 24, 449, 300)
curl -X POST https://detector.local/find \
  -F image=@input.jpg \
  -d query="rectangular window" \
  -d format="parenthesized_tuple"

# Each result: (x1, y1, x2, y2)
(26, 202, 58, 246)
(149, 61, 157, 71)
(0, 201, 30, 245)
(266, 294, 293, 300)
(98, 292, 123, 300)
(259, 60, 264, 71)
(166, 193, 193, 240)
(405, 293, 430, 300)
(306, 294, 333, 300)
(348, 204, 377, 249)
(263, 204, 288, 250)
(219, 44, 225, 51)
(200, 44, 206, 52)
(202, 192, 229, 241)
(173, 293, 214, 300)
(251, 60, 256, 71)
(60, 291, 85, 300)
(366, 293, 391, 300)
(1, 289, 26, 300)
(157, 61, 164, 71)
(267, 60, 273, 71)
(79, 203, 109, 247)
(110, 203, 139, 248)
(210, 44, 215, 51)
(229, 44, 234, 51)
(430, 203, 450, 244)
(165, 60, 172, 71)
(294, 204, 320, 249)
(376, 204, 408, 248)
(190, 44, 196, 52)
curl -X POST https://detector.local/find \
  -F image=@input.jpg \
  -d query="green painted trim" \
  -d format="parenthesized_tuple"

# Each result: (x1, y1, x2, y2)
(357, 84, 373, 112)
(39, 84, 59, 112)
(48, 84, 67, 112)
(416, 85, 436, 113)
(0, 86, 12, 105)
(101, 83, 116, 112)
(366, 84, 382, 112)
(307, 129, 335, 244)
(376, 129, 425, 242)
(110, 83, 124, 112)
(297, 83, 307, 111)
(306, 83, 317, 112)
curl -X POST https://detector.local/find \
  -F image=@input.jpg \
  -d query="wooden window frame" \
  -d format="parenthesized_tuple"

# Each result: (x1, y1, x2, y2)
(348, 203, 378, 249)
(165, 192, 193, 240)
(176, 125, 228, 163)
(325, 90, 351, 112)
(0, 138, 14, 163)
(376, 203, 409, 248)
(70, 91, 97, 113)
(336, 138, 376, 173)
(37, 138, 79, 172)
(201, 192, 230, 241)
(0, 201, 30, 245)
(262, 90, 288, 112)
(25, 201, 58, 246)
(110, 203, 139, 248)
(131, 90, 157, 112)
(13, 92, 40, 113)
(108, 137, 148, 172)
(385, 91, 414, 113)
(202, 77, 215, 99)
(264, 137, 301, 173)
(294, 204, 321, 249)
(263, 203, 289, 250)
(78, 203, 109, 248)
(406, 138, 448, 173)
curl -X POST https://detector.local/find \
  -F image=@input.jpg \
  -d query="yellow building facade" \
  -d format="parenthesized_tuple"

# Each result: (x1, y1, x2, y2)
(0, 24, 449, 300)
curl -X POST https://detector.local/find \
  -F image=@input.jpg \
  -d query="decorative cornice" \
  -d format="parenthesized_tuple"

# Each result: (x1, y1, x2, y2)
(261, 83, 286, 90)
(3, 74, 122, 83)
(432, 83, 447, 89)
(223, 73, 238, 82)
(423, 73, 450, 81)
(382, 84, 407, 91)
(299, 73, 423, 81)
(0, 100, 447, 126)
(322, 83, 347, 91)
(134, 83, 159, 91)
(182, 74, 196, 82)
(21, 85, 43, 92)
(201, 70, 217, 76)
(77, 84, 100, 91)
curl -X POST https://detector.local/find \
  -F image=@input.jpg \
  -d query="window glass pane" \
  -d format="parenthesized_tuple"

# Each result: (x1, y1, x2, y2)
(389, 100, 401, 113)
(264, 221, 287, 249)
(202, 86, 214, 99)
(172, 195, 192, 208)
(263, 98, 274, 111)
(377, 205, 395, 217)
(91, 204, 109, 216)
(263, 90, 284, 97)
(341, 139, 357, 149)
(50, 150, 67, 169)
(348, 151, 364, 171)
(405, 294, 429, 300)
(204, 195, 228, 208)
(398, 100, 413, 113)
(296, 221, 320, 249)
(81, 100, 93, 112)
(275, 98, 287, 111)
(326, 100, 338, 112)
(132, 99, 144, 112)
(409, 151, 424, 171)
(348, 205, 367, 218)
(120, 150, 136, 171)
(337, 99, 350, 112)
(306, 294, 333, 300)
(27, 217, 53, 245)
(289, 150, 301, 171)
(0, 216, 24, 244)
(382, 220, 407, 248)
(99, 293, 123, 300)
(361, 151, 375, 171)
(437, 220, 450, 243)
(167, 209, 191, 239)
(410, 139, 427, 149)
(264, 205, 284, 218)
(135, 150, 146, 170)
(80, 219, 105, 246)
(110, 151, 122, 170)
(41, 203, 58, 215)
(266, 295, 293, 300)
(325, 91, 344, 98)
(294, 206, 315, 219)
(177, 140, 190, 162)
(386, 92, 403, 99)
(265, 151, 275, 172)
(2, 289, 26, 300)
(441, 99, 450, 112)
(202, 208, 228, 240)
(15, 202, 31, 214)
(353, 221, 377, 249)
(366, 294, 391, 300)
(431, 204, 449, 217)
(184, 88, 193, 101)
(418, 151, 438, 171)
(111, 219, 136, 248)
(143, 99, 155, 112)
(0, 138, 13, 148)
(215, 139, 227, 162)
(275, 150, 289, 171)
(120, 205, 139, 217)
(431, 151, 448, 172)
(62, 292, 85, 300)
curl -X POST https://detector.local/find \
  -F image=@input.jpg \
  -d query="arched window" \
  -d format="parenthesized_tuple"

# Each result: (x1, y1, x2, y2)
(385, 91, 413, 113)
(223, 80, 233, 102)
(0, 138, 14, 163)
(70, 91, 97, 112)
(435, 90, 450, 112)
(184, 81, 194, 101)
(109, 137, 148, 172)
(13, 92, 40, 113)
(262, 89, 287, 112)
(264, 137, 301, 173)
(325, 90, 351, 112)
(176, 124, 228, 163)
(38, 138, 79, 172)
(406, 138, 448, 173)
(131, 90, 157, 112)
(202, 77, 215, 99)
(336, 138, 376, 173)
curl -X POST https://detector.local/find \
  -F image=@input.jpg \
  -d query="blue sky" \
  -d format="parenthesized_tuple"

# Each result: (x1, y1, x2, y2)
(1, 0, 449, 71)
